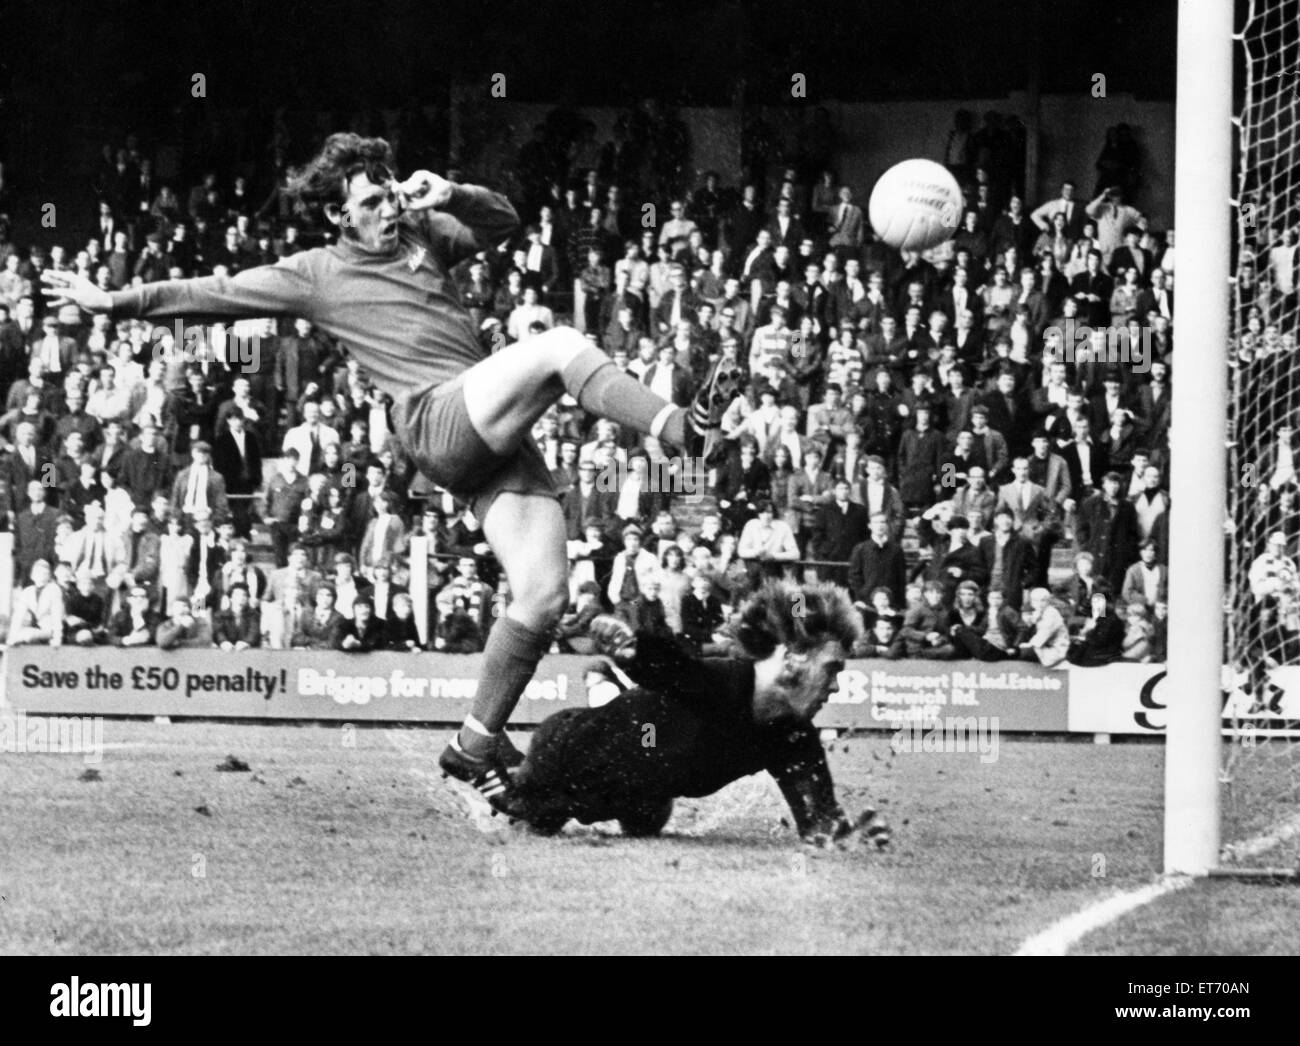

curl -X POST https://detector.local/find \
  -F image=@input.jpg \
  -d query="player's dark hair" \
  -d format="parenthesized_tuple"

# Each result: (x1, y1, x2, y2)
(286, 133, 397, 218)
(735, 581, 862, 660)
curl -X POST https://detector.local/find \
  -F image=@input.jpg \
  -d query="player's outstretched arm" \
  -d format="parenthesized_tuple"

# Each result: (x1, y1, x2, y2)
(43, 261, 314, 325)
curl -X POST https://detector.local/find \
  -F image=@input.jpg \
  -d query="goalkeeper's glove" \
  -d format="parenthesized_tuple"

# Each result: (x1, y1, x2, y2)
(587, 614, 638, 663)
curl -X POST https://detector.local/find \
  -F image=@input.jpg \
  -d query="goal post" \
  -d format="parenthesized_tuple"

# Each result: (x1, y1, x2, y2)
(1163, 0, 1233, 875)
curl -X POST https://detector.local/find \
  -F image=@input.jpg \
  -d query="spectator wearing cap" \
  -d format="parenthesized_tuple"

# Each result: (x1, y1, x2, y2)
(607, 523, 660, 608)
(1076, 470, 1142, 594)
(924, 514, 989, 606)
(108, 583, 157, 648)
(171, 439, 229, 522)
(1088, 370, 1138, 439)
(133, 232, 169, 284)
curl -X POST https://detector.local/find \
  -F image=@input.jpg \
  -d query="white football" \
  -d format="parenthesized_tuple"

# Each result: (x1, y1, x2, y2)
(868, 158, 965, 252)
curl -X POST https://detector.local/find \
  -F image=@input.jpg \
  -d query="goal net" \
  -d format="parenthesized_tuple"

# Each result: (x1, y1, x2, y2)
(1220, 0, 1300, 870)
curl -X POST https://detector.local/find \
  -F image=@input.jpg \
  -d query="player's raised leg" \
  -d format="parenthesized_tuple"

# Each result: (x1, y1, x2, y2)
(460, 325, 692, 454)
(438, 491, 570, 797)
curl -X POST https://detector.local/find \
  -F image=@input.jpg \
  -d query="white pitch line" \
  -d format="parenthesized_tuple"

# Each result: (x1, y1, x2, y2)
(1015, 812, 1300, 956)
(1014, 877, 1194, 956)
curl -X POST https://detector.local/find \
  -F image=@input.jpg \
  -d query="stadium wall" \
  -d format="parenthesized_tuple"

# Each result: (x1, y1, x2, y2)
(4, 648, 1288, 738)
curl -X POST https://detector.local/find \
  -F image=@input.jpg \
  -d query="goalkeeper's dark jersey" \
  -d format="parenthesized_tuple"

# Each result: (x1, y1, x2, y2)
(514, 634, 845, 836)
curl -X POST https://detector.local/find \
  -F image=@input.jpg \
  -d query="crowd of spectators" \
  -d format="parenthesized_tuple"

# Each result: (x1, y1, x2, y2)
(0, 110, 1241, 669)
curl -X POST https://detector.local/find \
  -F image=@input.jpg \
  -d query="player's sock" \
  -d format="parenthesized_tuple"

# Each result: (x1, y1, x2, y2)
(458, 615, 551, 755)
(561, 348, 689, 447)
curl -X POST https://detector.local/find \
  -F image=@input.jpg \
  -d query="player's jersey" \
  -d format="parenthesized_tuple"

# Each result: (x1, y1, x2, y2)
(107, 185, 520, 403)
(516, 634, 844, 836)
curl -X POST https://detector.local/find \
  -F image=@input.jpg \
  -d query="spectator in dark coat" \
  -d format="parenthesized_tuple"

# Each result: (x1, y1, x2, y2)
(810, 479, 869, 585)
(337, 596, 385, 651)
(680, 574, 725, 653)
(1067, 587, 1125, 667)
(108, 585, 157, 647)
(896, 405, 945, 509)
(213, 584, 262, 649)
(212, 411, 263, 538)
(385, 591, 423, 651)
(13, 480, 58, 580)
(977, 506, 1037, 611)
(847, 513, 908, 610)
(290, 585, 345, 650)
(1075, 471, 1142, 593)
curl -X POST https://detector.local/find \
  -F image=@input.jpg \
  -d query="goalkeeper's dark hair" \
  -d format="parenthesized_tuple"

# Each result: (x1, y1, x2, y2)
(734, 580, 862, 660)
(286, 133, 397, 218)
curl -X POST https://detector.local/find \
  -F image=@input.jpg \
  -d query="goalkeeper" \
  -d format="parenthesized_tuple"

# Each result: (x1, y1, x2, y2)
(501, 581, 892, 848)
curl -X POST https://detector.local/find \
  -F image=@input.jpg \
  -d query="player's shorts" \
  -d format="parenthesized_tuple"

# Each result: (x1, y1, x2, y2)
(391, 372, 558, 520)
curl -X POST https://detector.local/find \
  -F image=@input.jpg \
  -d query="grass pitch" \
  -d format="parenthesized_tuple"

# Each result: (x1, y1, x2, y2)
(1, 719, 1296, 955)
